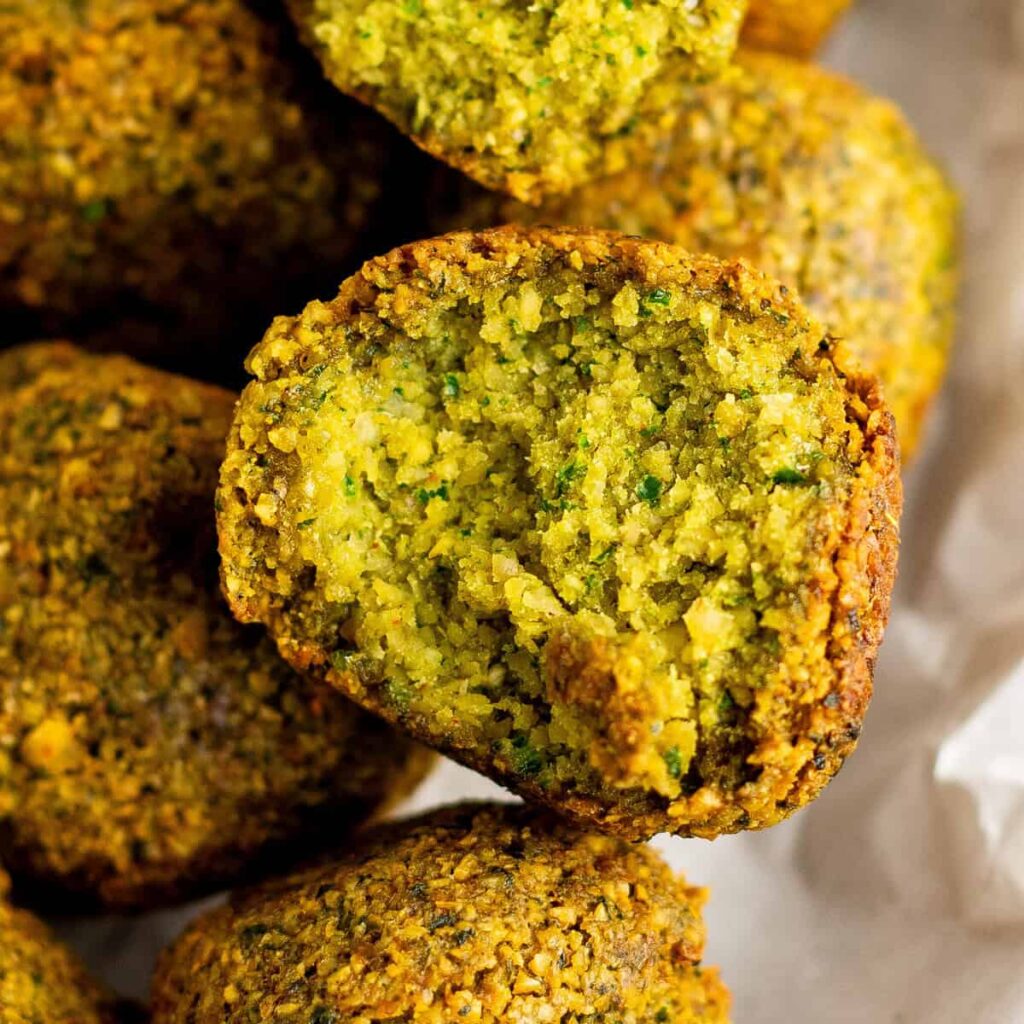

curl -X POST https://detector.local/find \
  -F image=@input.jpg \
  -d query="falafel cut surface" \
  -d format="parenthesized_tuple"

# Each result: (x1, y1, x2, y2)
(0, 342, 431, 911)
(0, 870, 119, 1024)
(0, 0, 393, 372)
(741, 0, 852, 57)
(444, 52, 959, 460)
(151, 802, 730, 1024)
(285, 0, 748, 203)
(218, 228, 901, 840)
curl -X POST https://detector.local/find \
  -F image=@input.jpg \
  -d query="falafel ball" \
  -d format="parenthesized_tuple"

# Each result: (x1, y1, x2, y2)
(0, 0, 393, 373)
(285, 0, 748, 204)
(151, 802, 730, 1024)
(0, 868, 120, 1024)
(442, 53, 959, 459)
(742, 0, 852, 57)
(0, 342, 432, 911)
(217, 227, 901, 841)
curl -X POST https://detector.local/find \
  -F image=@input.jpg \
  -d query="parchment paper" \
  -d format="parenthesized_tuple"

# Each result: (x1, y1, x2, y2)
(57, 0, 1024, 1018)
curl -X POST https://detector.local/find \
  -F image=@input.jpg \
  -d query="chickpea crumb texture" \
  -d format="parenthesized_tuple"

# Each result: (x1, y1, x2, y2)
(0, 869, 119, 1024)
(218, 228, 901, 840)
(0, 343, 431, 911)
(445, 53, 959, 459)
(0, 0, 391, 370)
(286, 0, 748, 203)
(742, 0, 852, 57)
(152, 802, 730, 1024)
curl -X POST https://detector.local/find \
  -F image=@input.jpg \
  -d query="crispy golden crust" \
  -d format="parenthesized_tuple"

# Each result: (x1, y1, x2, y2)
(218, 226, 901, 840)
(742, 0, 852, 58)
(286, 0, 746, 204)
(440, 52, 959, 460)
(151, 803, 730, 1024)
(0, 869, 119, 1024)
(0, 0, 391, 369)
(0, 342, 431, 911)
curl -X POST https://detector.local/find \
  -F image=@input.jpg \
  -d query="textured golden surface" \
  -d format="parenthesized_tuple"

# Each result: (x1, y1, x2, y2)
(0, 343, 430, 910)
(152, 803, 730, 1023)
(445, 53, 959, 459)
(218, 228, 900, 840)
(287, 0, 747, 202)
(0, 0, 390, 367)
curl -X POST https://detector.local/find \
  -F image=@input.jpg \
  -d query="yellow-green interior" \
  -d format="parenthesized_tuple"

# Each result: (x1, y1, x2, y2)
(248, 273, 855, 802)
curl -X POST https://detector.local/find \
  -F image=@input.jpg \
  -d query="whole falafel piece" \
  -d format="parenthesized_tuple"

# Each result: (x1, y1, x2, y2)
(151, 802, 730, 1024)
(0, 869, 120, 1024)
(0, 0, 396, 376)
(285, 0, 748, 204)
(217, 227, 901, 841)
(440, 52, 959, 460)
(742, 0, 852, 57)
(0, 342, 432, 912)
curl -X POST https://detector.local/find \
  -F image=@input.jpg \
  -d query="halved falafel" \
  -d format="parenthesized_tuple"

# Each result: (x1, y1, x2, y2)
(0, 868, 119, 1024)
(285, 0, 748, 203)
(218, 228, 901, 840)
(742, 0, 852, 57)
(151, 802, 730, 1023)
(0, 0, 393, 372)
(0, 342, 431, 911)
(442, 52, 959, 459)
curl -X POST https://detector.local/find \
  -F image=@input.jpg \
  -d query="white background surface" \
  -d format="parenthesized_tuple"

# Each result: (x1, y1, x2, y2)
(59, 0, 1024, 1018)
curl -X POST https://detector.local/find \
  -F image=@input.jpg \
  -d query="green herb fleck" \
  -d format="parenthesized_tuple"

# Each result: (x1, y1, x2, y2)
(416, 483, 450, 504)
(646, 288, 671, 306)
(537, 75, 553, 88)
(718, 690, 736, 715)
(771, 468, 808, 486)
(591, 545, 617, 565)
(428, 912, 458, 933)
(329, 650, 355, 672)
(636, 475, 662, 506)
(509, 732, 543, 777)
(308, 1006, 338, 1024)
(296, 517, 317, 530)
(80, 199, 108, 223)
(663, 747, 683, 779)
(442, 373, 460, 399)
(402, 0, 422, 14)
(621, 0, 634, 8)
(555, 460, 586, 497)
(640, 420, 661, 438)
(738, 388, 753, 400)
(386, 679, 412, 713)
(343, 474, 358, 497)
(239, 923, 268, 949)
(574, 316, 592, 333)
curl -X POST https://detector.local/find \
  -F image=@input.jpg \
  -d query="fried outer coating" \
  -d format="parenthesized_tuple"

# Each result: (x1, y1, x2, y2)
(152, 802, 730, 1024)
(0, 343, 431, 911)
(218, 227, 900, 840)
(443, 53, 959, 460)
(742, 0, 852, 58)
(286, 0, 747, 204)
(0, 870, 119, 1024)
(0, 0, 389, 369)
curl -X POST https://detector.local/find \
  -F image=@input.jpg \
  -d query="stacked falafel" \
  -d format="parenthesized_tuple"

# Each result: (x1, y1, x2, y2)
(0, 0, 958, 1019)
